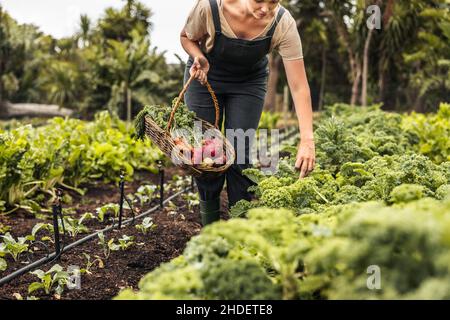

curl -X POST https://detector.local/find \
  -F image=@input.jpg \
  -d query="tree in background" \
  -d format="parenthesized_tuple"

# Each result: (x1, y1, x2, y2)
(102, 29, 163, 122)
(0, 5, 9, 105)
(0, 1, 184, 120)
(98, 0, 153, 42)
(268, 0, 449, 112)
(0, 7, 21, 104)
(402, 2, 450, 111)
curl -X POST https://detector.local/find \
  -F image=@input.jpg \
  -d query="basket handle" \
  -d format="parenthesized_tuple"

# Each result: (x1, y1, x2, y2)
(166, 73, 220, 132)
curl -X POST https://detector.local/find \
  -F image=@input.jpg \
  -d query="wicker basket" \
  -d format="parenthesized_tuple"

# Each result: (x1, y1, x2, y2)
(143, 73, 235, 179)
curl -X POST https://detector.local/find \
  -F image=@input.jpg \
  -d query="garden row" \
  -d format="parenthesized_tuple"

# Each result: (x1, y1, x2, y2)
(0, 168, 206, 299)
(0, 111, 164, 216)
(0, 111, 196, 299)
(117, 102, 450, 300)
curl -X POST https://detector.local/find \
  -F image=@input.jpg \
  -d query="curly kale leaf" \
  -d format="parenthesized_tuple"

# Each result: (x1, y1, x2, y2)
(202, 259, 282, 300)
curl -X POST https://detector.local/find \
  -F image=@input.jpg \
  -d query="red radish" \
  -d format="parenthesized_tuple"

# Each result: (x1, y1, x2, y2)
(202, 144, 217, 158)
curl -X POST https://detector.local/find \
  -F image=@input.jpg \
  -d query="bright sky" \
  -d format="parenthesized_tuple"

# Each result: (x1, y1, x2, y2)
(0, 0, 195, 63)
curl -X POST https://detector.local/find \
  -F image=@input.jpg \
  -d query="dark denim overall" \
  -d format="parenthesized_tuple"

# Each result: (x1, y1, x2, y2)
(184, 0, 286, 208)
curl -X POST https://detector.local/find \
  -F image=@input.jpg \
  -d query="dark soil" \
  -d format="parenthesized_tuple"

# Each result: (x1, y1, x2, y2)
(0, 166, 230, 300)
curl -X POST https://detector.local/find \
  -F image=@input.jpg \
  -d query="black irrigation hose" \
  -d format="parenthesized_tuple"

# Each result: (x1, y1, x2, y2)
(0, 185, 192, 287)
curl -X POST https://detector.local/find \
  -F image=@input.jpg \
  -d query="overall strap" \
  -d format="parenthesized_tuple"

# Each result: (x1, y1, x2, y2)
(266, 6, 286, 38)
(209, 0, 222, 34)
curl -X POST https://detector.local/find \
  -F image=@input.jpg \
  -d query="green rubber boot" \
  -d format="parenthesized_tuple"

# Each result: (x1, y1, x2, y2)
(199, 197, 221, 226)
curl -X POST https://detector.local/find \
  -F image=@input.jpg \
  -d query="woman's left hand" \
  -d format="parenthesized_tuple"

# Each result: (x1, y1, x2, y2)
(295, 138, 316, 178)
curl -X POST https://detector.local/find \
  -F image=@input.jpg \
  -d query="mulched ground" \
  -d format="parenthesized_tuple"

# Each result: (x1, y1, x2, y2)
(0, 167, 230, 300)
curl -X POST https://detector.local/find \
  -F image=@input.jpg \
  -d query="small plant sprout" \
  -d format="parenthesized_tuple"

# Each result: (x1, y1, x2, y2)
(98, 232, 135, 256)
(97, 232, 114, 258)
(182, 192, 200, 211)
(31, 223, 53, 241)
(79, 212, 95, 224)
(0, 258, 6, 272)
(95, 203, 120, 222)
(1, 233, 30, 262)
(134, 185, 157, 206)
(0, 243, 7, 271)
(135, 217, 157, 235)
(80, 253, 104, 275)
(12, 293, 23, 300)
(109, 235, 135, 251)
(165, 200, 179, 218)
(118, 235, 135, 250)
(0, 223, 11, 235)
(0, 242, 6, 257)
(171, 175, 190, 192)
(62, 212, 94, 238)
(166, 200, 178, 212)
(28, 264, 75, 296)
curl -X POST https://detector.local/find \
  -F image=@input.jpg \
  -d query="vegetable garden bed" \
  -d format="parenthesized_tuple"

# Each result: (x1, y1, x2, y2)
(1, 102, 449, 300)
(0, 167, 230, 300)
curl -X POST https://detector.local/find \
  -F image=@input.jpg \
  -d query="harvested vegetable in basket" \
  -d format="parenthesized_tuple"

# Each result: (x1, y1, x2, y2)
(174, 135, 227, 168)
(134, 98, 197, 140)
(134, 98, 227, 169)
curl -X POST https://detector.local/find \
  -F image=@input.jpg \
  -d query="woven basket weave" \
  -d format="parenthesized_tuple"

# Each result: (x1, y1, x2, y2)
(143, 73, 235, 179)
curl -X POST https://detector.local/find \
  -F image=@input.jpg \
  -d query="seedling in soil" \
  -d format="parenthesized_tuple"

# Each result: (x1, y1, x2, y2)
(0, 258, 6, 271)
(80, 253, 104, 275)
(0, 223, 11, 235)
(12, 293, 39, 300)
(1, 233, 30, 262)
(1, 242, 8, 271)
(110, 235, 135, 251)
(132, 185, 157, 206)
(28, 264, 77, 296)
(0, 242, 6, 257)
(96, 203, 119, 222)
(166, 200, 178, 212)
(31, 223, 53, 241)
(63, 212, 94, 238)
(135, 217, 157, 235)
(95, 203, 129, 223)
(31, 212, 94, 240)
(97, 232, 114, 258)
(182, 192, 200, 211)
(160, 175, 187, 195)
(12, 293, 23, 300)
(0, 258, 8, 271)
(165, 200, 181, 219)
(0, 243, 7, 271)
(170, 175, 191, 192)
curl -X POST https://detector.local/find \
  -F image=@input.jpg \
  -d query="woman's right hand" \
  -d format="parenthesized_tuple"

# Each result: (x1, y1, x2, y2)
(190, 56, 209, 85)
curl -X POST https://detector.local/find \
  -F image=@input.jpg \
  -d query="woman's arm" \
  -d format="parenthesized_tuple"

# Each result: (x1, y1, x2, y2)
(180, 28, 209, 85)
(283, 58, 315, 178)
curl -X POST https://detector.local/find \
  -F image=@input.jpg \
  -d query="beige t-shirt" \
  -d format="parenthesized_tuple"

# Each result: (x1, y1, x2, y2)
(184, 0, 303, 60)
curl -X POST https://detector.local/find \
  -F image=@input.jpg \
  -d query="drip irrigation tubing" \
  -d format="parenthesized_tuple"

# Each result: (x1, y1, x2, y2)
(0, 185, 192, 287)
